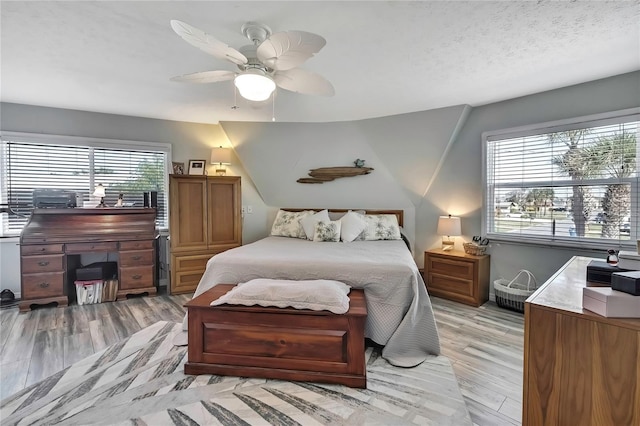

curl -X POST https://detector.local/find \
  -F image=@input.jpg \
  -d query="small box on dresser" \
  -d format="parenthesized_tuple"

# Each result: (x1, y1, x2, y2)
(586, 260, 632, 285)
(582, 286, 640, 317)
(611, 271, 640, 296)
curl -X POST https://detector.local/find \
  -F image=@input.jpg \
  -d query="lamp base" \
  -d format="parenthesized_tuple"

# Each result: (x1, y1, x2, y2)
(441, 240, 455, 251)
(215, 168, 226, 176)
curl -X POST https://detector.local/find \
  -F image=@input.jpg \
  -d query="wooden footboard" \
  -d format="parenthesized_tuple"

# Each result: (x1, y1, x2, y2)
(184, 284, 368, 388)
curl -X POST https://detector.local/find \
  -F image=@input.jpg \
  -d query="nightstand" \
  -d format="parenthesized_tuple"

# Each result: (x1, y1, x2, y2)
(424, 248, 490, 307)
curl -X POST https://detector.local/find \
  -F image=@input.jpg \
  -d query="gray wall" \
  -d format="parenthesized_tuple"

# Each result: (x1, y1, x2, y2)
(2, 71, 639, 298)
(221, 71, 640, 295)
(220, 104, 471, 250)
(0, 102, 268, 243)
(421, 71, 640, 291)
(0, 103, 268, 295)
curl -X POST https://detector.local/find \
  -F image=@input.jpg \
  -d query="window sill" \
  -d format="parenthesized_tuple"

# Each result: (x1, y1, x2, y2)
(486, 234, 636, 253)
(0, 236, 20, 243)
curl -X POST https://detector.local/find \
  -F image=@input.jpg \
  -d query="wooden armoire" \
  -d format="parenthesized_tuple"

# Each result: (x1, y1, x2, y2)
(169, 175, 242, 294)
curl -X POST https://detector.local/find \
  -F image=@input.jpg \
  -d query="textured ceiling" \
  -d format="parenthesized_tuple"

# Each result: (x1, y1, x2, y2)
(1, 1, 638, 124)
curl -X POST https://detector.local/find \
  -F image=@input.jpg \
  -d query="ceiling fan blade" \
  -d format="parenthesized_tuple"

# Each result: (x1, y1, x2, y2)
(170, 70, 236, 84)
(273, 68, 334, 96)
(170, 20, 247, 66)
(257, 31, 326, 71)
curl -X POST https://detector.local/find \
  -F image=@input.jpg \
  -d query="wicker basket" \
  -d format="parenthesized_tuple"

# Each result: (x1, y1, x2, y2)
(463, 242, 487, 256)
(494, 270, 538, 313)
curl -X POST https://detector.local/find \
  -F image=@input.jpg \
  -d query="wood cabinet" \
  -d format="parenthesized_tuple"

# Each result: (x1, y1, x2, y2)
(523, 256, 640, 425)
(169, 175, 241, 294)
(423, 248, 490, 307)
(19, 208, 158, 311)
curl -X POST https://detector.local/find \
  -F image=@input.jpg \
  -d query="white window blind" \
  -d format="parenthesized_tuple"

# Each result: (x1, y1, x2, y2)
(483, 108, 639, 250)
(0, 133, 170, 236)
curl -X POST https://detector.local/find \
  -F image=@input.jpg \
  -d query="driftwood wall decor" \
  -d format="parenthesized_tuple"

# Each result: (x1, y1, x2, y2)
(297, 159, 374, 184)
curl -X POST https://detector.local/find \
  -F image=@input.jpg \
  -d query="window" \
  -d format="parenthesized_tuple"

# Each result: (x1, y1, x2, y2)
(483, 108, 639, 249)
(0, 132, 171, 236)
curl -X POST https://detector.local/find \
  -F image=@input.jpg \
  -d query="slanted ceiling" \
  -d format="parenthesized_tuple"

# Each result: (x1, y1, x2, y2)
(221, 105, 469, 208)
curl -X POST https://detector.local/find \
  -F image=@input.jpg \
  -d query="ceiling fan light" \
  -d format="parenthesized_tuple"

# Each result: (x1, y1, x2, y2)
(234, 71, 276, 102)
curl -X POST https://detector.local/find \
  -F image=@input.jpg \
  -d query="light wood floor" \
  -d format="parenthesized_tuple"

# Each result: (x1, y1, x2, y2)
(0, 291, 524, 425)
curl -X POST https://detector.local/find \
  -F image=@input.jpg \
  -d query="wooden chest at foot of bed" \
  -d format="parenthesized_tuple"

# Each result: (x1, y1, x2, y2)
(184, 284, 368, 388)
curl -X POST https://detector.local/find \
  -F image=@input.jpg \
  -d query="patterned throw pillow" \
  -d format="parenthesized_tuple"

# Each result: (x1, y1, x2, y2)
(270, 210, 313, 239)
(300, 209, 330, 240)
(313, 220, 342, 242)
(361, 214, 402, 240)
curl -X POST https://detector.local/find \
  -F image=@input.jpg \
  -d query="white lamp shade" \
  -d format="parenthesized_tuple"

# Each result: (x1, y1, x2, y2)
(210, 147, 232, 165)
(437, 215, 461, 236)
(93, 184, 106, 198)
(234, 71, 276, 101)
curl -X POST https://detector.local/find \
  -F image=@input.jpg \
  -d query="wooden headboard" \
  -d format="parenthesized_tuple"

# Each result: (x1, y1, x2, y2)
(282, 208, 403, 227)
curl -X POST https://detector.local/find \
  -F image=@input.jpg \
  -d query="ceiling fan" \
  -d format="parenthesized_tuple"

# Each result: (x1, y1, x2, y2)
(170, 20, 335, 102)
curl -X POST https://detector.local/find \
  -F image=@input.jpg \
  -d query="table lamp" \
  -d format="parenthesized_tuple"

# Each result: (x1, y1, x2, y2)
(437, 214, 461, 251)
(93, 184, 106, 208)
(210, 146, 232, 176)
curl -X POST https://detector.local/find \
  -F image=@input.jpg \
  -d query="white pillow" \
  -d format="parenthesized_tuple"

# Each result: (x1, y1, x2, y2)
(270, 209, 313, 239)
(313, 220, 341, 242)
(210, 279, 351, 314)
(361, 214, 402, 240)
(340, 211, 367, 242)
(300, 209, 330, 240)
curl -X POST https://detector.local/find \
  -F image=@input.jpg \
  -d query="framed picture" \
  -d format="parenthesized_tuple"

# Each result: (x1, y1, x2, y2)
(172, 162, 185, 175)
(188, 159, 206, 175)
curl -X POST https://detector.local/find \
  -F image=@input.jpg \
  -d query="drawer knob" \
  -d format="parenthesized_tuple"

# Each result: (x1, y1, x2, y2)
(132, 274, 142, 280)
(38, 261, 50, 266)
(132, 256, 142, 261)
(39, 282, 50, 288)
(40, 247, 46, 252)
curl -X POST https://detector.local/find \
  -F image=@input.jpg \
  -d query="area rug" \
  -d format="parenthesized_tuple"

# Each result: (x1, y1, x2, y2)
(0, 321, 471, 425)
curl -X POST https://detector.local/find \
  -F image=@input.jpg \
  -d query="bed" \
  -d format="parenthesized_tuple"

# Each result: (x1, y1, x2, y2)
(179, 209, 441, 368)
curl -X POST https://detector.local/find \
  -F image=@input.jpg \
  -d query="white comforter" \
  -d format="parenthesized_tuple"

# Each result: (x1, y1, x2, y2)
(182, 236, 441, 367)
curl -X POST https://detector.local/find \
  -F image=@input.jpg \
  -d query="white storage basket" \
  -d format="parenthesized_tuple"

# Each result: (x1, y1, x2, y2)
(494, 270, 538, 313)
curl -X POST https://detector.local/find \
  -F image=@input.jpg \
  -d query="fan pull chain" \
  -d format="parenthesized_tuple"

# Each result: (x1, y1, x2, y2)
(272, 93, 276, 122)
(231, 84, 239, 110)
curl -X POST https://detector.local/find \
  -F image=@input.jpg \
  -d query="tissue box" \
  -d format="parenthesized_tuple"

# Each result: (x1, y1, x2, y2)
(582, 287, 640, 317)
(611, 271, 640, 296)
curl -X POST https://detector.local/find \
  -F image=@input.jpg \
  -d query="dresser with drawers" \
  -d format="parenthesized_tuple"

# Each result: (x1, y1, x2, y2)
(19, 208, 158, 312)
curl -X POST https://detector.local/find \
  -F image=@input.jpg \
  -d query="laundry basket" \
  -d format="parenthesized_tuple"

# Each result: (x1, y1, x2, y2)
(494, 270, 538, 313)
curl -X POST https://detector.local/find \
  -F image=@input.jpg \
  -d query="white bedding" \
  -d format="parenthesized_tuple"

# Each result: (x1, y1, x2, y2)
(182, 236, 441, 367)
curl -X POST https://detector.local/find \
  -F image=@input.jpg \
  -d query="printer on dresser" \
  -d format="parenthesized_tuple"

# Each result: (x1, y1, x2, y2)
(19, 207, 158, 312)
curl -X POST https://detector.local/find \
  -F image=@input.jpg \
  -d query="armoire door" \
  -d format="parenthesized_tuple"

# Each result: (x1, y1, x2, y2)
(169, 176, 208, 252)
(207, 176, 242, 249)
